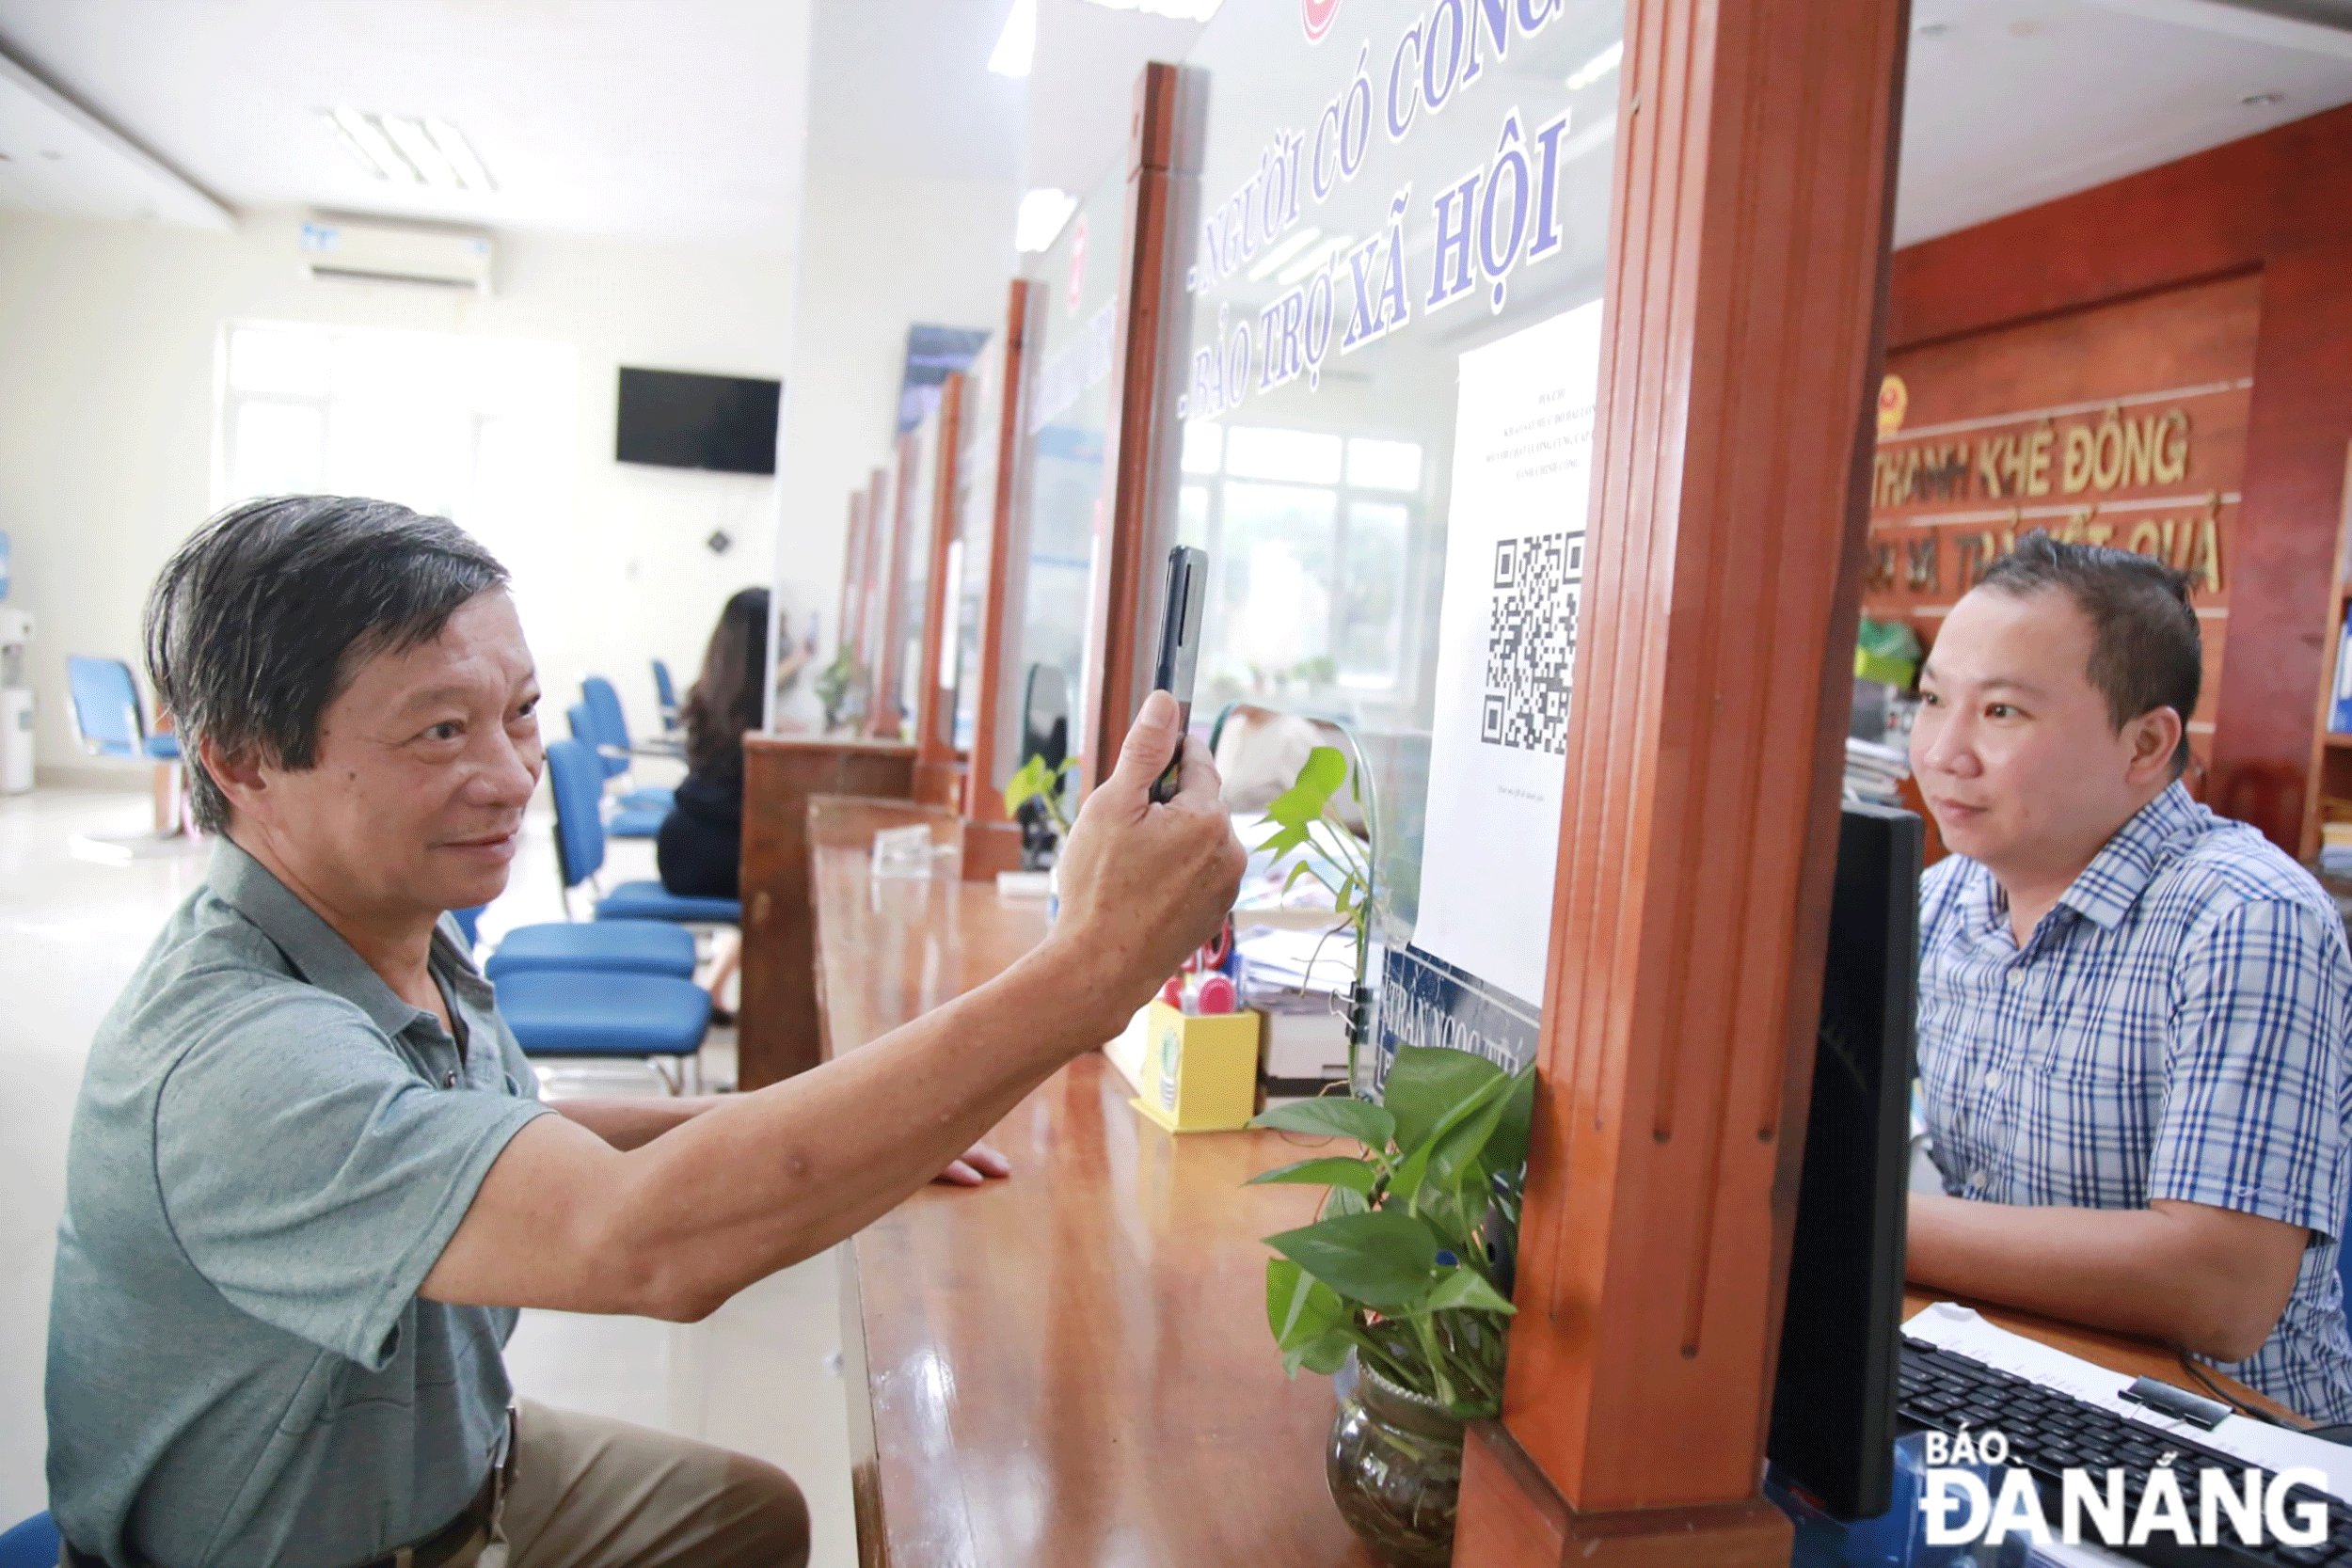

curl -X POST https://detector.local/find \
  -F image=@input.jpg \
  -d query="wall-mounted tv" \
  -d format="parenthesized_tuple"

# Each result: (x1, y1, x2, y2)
(615, 367, 782, 475)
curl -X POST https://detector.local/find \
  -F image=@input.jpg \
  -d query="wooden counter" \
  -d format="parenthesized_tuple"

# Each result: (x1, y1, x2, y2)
(807, 800, 1379, 1568)
(804, 798, 2299, 1564)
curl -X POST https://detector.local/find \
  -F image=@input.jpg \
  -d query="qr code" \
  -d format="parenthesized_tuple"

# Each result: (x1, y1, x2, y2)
(1481, 531, 1581, 754)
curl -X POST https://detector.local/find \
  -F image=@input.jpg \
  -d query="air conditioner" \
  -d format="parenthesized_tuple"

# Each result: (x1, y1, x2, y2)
(298, 219, 494, 294)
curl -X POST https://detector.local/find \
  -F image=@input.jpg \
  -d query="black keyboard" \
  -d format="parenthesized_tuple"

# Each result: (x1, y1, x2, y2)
(1899, 1334, 2352, 1565)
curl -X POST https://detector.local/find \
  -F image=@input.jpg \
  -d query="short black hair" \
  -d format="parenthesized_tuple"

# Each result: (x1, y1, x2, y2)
(1975, 531, 2201, 778)
(144, 496, 509, 832)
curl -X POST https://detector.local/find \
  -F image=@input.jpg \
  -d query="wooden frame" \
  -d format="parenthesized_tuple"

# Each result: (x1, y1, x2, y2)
(866, 435, 919, 741)
(955, 279, 1040, 879)
(964, 278, 1038, 827)
(2298, 441, 2352, 856)
(855, 465, 891, 731)
(837, 490, 868, 664)
(1078, 61, 1183, 795)
(913, 374, 966, 807)
(1454, 0, 1908, 1558)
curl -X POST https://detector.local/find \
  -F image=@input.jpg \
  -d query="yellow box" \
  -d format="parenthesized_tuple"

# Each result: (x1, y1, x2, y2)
(1130, 1001, 1263, 1133)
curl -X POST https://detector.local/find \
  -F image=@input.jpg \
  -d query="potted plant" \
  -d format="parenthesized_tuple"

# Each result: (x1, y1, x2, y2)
(1248, 1044, 1535, 1567)
(1252, 743, 1375, 1084)
(1001, 753, 1073, 873)
(814, 644, 865, 733)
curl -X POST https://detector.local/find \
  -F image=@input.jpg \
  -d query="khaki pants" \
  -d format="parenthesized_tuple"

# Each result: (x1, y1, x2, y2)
(474, 1400, 809, 1568)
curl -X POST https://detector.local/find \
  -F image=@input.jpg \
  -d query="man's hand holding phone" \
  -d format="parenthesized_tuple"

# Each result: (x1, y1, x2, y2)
(1047, 690, 1245, 1025)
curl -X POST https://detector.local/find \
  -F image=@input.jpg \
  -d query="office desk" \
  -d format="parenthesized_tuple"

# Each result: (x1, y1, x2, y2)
(807, 804, 1380, 1568)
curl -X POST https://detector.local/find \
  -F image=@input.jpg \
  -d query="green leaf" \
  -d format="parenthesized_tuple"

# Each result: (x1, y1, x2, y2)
(1324, 1183, 1371, 1217)
(1254, 821, 1314, 858)
(1246, 1156, 1378, 1193)
(1383, 1045, 1507, 1157)
(1002, 754, 1047, 817)
(1485, 1066, 1538, 1175)
(1429, 1076, 1519, 1193)
(1249, 1097, 1396, 1149)
(1285, 1329, 1355, 1377)
(1262, 746, 1349, 828)
(1265, 1257, 1347, 1349)
(1416, 1266, 1518, 1317)
(1263, 1209, 1440, 1311)
(1391, 1069, 1514, 1205)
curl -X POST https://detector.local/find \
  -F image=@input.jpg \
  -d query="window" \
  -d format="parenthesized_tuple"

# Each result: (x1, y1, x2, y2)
(219, 323, 576, 642)
(1181, 424, 1424, 703)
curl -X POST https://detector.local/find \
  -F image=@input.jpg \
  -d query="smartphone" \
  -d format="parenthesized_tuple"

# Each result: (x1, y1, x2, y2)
(1149, 545, 1208, 804)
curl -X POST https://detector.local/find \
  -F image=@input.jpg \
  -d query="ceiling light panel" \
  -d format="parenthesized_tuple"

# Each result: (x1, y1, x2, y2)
(321, 109, 495, 192)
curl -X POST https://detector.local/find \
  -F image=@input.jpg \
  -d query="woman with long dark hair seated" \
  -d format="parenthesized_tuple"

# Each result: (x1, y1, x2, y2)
(660, 587, 805, 1015)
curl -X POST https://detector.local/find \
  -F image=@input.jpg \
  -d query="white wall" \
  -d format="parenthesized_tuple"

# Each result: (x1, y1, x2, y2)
(0, 206, 797, 781)
(767, 27, 1019, 726)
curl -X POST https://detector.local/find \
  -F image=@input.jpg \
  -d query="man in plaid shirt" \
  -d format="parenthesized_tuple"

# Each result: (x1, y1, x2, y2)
(1908, 531, 2352, 1421)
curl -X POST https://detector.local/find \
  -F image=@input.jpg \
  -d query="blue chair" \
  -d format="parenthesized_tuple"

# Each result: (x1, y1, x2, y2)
(582, 673, 682, 761)
(66, 655, 188, 840)
(565, 702, 665, 835)
(497, 968, 711, 1093)
(546, 739, 740, 926)
(652, 658, 683, 735)
(447, 902, 696, 983)
(67, 657, 182, 762)
(0, 1512, 60, 1568)
(448, 911, 707, 1092)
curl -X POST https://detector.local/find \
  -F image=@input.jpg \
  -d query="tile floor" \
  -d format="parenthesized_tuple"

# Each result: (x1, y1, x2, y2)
(0, 781, 856, 1564)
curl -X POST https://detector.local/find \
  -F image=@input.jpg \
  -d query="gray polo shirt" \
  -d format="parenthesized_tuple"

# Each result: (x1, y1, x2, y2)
(46, 840, 554, 1568)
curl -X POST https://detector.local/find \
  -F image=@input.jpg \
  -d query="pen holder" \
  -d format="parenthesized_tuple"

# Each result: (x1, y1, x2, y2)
(1130, 1001, 1263, 1133)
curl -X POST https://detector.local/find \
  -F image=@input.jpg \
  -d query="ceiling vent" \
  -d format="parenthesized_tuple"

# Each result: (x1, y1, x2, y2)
(298, 219, 493, 293)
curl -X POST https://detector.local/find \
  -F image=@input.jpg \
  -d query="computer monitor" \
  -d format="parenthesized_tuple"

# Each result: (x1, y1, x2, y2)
(1021, 663, 1070, 775)
(1765, 800, 1923, 1521)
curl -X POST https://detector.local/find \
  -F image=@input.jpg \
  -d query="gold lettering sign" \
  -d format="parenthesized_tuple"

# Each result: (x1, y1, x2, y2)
(1872, 406, 2196, 507)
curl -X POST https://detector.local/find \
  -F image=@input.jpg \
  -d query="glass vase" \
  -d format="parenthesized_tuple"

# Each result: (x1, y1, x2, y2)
(1326, 1354, 1466, 1567)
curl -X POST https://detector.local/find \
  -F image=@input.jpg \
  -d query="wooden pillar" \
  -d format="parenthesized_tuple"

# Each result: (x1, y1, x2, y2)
(961, 279, 1040, 879)
(857, 466, 890, 727)
(914, 376, 967, 807)
(837, 491, 867, 662)
(868, 436, 918, 742)
(966, 279, 1038, 825)
(1454, 0, 1908, 1560)
(1080, 61, 1182, 795)
(2212, 240, 2352, 846)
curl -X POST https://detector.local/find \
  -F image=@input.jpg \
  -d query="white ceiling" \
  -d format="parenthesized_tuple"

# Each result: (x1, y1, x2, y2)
(1897, 0, 2352, 245)
(0, 0, 815, 249)
(0, 0, 2348, 257)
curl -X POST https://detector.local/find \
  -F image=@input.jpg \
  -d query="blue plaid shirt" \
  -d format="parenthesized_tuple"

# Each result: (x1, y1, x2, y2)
(1918, 782, 2352, 1421)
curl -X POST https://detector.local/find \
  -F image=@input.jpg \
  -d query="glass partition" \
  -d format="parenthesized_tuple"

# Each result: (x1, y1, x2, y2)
(1006, 170, 1128, 781)
(1167, 0, 1626, 1077)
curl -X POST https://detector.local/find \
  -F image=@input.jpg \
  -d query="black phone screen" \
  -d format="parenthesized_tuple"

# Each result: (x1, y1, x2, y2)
(1150, 546, 1207, 803)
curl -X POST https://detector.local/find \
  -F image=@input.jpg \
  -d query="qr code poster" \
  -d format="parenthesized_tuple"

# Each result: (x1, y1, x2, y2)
(1414, 301, 1602, 1008)
(1480, 531, 1582, 755)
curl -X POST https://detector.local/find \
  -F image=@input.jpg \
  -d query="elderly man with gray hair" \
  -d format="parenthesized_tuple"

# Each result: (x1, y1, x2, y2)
(45, 496, 1245, 1568)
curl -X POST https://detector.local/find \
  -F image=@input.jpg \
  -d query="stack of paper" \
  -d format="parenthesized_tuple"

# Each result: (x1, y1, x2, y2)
(1844, 736, 1911, 807)
(1238, 925, 1357, 1008)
